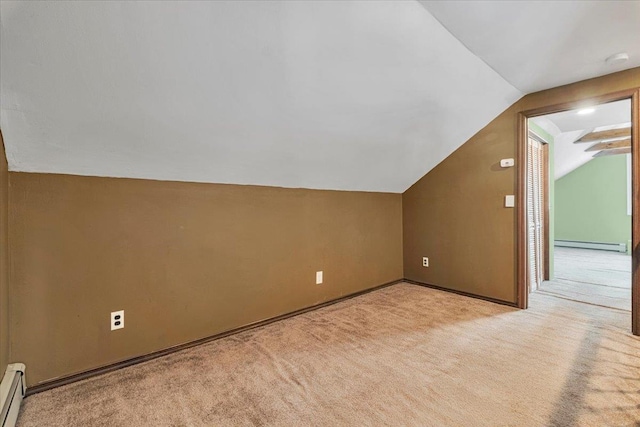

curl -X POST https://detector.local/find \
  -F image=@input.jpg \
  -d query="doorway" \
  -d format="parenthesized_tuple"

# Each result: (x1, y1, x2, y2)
(517, 89, 640, 335)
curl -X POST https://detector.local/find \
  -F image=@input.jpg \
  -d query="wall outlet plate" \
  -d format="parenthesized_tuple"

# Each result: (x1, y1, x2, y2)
(111, 310, 124, 331)
(422, 257, 429, 267)
(316, 271, 323, 284)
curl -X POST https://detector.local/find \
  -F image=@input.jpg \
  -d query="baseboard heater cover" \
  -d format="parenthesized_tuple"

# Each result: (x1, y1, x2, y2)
(555, 240, 627, 253)
(1, 364, 26, 427)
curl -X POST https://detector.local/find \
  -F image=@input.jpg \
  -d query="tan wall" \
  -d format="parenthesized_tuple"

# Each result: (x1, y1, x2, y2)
(9, 173, 403, 386)
(6, 68, 638, 387)
(0, 133, 9, 372)
(403, 67, 640, 303)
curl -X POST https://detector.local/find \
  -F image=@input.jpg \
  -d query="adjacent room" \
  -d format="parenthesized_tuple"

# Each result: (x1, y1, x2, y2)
(529, 99, 633, 311)
(1, 1, 639, 426)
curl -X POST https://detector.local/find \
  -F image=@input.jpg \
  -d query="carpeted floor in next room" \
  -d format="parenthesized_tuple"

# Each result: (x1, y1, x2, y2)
(538, 246, 632, 311)
(17, 283, 640, 427)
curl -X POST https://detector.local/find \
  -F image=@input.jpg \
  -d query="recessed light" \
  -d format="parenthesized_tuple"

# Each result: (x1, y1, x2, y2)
(577, 108, 595, 115)
(605, 52, 629, 66)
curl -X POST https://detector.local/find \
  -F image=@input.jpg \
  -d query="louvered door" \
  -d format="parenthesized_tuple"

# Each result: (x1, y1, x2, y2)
(527, 137, 544, 292)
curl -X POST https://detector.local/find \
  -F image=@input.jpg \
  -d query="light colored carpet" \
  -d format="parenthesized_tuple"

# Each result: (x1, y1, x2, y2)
(540, 247, 632, 311)
(17, 283, 640, 426)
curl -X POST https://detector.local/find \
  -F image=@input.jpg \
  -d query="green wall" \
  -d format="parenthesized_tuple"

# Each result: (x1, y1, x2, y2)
(555, 155, 631, 248)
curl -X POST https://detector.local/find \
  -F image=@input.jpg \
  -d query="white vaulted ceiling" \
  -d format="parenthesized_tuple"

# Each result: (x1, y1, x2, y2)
(0, 1, 521, 192)
(1, 1, 638, 192)
(531, 99, 631, 180)
(420, 0, 640, 93)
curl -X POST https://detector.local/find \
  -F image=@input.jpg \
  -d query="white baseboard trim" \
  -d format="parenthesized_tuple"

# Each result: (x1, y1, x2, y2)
(555, 240, 627, 253)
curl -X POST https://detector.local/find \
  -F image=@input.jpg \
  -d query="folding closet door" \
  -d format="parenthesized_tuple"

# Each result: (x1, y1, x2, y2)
(527, 137, 545, 292)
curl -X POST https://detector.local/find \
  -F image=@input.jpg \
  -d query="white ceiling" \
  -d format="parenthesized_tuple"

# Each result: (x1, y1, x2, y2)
(420, 1, 640, 93)
(530, 99, 631, 179)
(0, 1, 521, 193)
(2, 2, 637, 192)
(543, 100, 631, 133)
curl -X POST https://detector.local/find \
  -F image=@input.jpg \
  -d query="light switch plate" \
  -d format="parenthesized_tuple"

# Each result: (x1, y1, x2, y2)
(505, 195, 515, 208)
(316, 271, 323, 284)
(500, 158, 515, 168)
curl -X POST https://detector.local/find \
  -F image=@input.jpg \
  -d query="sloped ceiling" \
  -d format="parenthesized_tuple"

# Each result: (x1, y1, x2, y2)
(0, 1, 521, 192)
(531, 99, 631, 179)
(420, 0, 640, 93)
(3, 2, 638, 193)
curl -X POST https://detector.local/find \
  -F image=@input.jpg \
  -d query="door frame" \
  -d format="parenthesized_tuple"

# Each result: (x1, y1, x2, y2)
(516, 88, 640, 335)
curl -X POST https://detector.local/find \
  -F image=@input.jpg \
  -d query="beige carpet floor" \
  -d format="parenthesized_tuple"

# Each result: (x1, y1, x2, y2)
(17, 283, 640, 426)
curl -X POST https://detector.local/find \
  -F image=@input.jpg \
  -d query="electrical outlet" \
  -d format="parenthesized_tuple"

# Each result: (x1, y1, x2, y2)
(111, 310, 124, 331)
(422, 257, 429, 267)
(316, 271, 323, 285)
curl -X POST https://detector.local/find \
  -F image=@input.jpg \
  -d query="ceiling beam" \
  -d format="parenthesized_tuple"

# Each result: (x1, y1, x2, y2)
(585, 138, 631, 152)
(592, 147, 631, 157)
(575, 127, 631, 143)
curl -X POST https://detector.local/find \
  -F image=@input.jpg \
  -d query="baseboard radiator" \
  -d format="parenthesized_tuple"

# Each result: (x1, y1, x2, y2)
(555, 240, 627, 253)
(0, 364, 26, 427)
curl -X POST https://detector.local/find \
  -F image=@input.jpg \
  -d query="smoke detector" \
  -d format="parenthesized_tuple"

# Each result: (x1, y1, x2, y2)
(605, 52, 629, 66)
